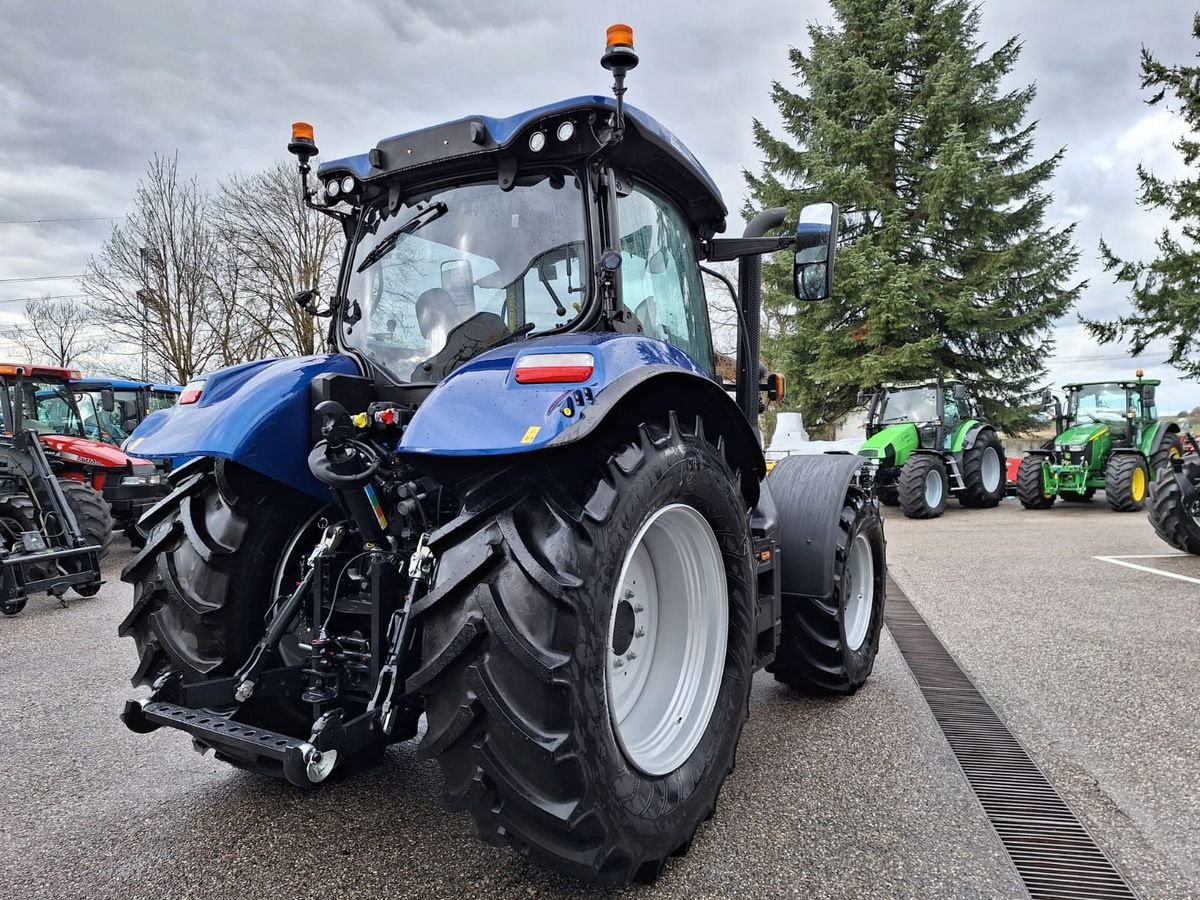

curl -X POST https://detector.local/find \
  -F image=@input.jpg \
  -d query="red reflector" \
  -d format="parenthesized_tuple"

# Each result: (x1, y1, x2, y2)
(514, 365, 594, 384)
(179, 381, 204, 404)
(513, 353, 595, 384)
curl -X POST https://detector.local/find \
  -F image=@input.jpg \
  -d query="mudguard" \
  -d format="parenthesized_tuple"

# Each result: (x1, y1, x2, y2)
(124, 354, 360, 499)
(1141, 420, 1179, 458)
(951, 419, 987, 452)
(399, 332, 764, 497)
(767, 453, 875, 601)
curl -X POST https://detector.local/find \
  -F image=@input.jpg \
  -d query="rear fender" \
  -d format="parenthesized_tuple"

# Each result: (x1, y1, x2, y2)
(123, 354, 360, 500)
(766, 454, 878, 600)
(398, 332, 764, 504)
(1142, 420, 1180, 458)
(953, 420, 991, 451)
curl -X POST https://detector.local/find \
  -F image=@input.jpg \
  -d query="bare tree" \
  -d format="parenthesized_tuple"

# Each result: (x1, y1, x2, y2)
(217, 161, 342, 357)
(84, 154, 244, 383)
(15, 295, 108, 367)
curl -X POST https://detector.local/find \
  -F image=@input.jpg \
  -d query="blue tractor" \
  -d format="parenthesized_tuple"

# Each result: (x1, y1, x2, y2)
(119, 27, 886, 885)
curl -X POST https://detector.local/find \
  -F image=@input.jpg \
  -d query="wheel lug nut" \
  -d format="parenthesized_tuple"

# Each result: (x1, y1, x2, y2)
(634, 604, 644, 613)
(635, 627, 645, 637)
(624, 590, 635, 599)
(626, 651, 637, 661)
(614, 658, 624, 668)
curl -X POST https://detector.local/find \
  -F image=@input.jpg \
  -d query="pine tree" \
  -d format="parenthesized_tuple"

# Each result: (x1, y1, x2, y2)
(1084, 14, 1200, 378)
(747, 0, 1082, 434)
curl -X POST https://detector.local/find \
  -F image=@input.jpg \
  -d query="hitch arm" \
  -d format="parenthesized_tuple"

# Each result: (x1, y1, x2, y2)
(371, 532, 435, 735)
(233, 523, 347, 702)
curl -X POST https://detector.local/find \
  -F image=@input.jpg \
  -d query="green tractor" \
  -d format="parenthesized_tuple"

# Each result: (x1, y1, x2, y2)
(858, 379, 1006, 519)
(1016, 373, 1180, 511)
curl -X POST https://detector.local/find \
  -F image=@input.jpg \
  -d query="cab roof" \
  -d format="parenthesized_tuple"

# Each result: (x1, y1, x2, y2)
(0, 362, 81, 380)
(71, 377, 150, 390)
(318, 96, 727, 233)
(1064, 380, 1161, 389)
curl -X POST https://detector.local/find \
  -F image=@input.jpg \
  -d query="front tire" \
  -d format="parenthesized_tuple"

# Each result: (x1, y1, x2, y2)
(59, 479, 115, 559)
(1016, 456, 1055, 509)
(409, 414, 755, 885)
(898, 454, 948, 519)
(1105, 454, 1149, 512)
(958, 431, 1005, 508)
(768, 483, 885, 693)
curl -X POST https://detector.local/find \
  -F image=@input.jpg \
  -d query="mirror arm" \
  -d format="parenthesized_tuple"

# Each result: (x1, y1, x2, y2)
(706, 236, 794, 262)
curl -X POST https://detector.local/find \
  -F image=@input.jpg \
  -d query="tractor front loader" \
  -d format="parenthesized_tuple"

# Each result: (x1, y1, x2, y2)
(117, 26, 887, 886)
(0, 428, 105, 616)
(1017, 372, 1179, 511)
(857, 379, 1006, 518)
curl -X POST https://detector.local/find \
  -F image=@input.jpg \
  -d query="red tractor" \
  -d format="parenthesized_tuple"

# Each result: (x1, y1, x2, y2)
(0, 363, 167, 545)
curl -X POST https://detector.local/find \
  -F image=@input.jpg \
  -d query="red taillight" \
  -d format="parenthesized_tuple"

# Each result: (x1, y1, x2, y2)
(179, 380, 205, 404)
(513, 353, 595, 385)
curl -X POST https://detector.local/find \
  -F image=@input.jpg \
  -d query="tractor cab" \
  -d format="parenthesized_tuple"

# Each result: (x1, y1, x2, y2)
(1061, 377, 1159, 447)
(69, 377, 182, 446)
(866, 378, 975, 451)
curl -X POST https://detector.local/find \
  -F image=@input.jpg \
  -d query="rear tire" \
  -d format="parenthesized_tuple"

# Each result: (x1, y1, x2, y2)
(1105, 454, 1148, 512)
(958, 430, 1005, 508)
(0, 495, 47, 612)
(898, 455, 948, 519)
(409, 413, 755, 885)
(768, 484, 885, 693)
(1016, 456, 1055, 509)
(1147, 462, 1200, 554)
(119, 459, 344, 756)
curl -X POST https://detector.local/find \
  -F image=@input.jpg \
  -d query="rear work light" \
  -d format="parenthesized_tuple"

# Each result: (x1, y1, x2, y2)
(179, 380, 205, 404)
(513, 352, 595, 385)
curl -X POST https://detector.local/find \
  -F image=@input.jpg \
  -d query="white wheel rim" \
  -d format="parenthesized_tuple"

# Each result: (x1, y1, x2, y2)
(607, 503, 728, 777)
(981, 446, 1001, 493)
(843, 533, 874, 651)
(924, 469, 943, 508)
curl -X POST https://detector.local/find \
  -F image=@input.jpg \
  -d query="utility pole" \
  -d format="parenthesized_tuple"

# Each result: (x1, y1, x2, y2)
(138, 247, 164, 381)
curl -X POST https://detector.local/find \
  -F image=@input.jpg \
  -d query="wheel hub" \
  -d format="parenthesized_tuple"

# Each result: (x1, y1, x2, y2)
(606, 504, 727, 777)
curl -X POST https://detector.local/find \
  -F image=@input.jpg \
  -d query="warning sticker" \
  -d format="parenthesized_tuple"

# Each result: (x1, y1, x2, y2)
(520, 426, 541, 444)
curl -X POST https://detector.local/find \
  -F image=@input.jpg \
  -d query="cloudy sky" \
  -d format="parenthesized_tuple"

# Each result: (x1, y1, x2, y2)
(0, 1, 1195, 407)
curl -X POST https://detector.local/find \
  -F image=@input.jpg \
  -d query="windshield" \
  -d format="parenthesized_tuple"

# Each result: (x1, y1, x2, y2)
(1068, 384, 1134, 426)
(73, 388, 139, 443)
(878, 386, 938, 424)
(342, 172, 589, 383)
(24, 381, 84, 436)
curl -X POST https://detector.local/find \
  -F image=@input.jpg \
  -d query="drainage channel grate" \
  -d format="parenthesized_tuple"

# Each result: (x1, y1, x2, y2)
(884, 579, 1140, 900)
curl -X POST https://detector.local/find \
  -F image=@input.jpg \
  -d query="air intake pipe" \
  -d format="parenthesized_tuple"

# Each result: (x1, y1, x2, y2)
(736, 207, 787, 434)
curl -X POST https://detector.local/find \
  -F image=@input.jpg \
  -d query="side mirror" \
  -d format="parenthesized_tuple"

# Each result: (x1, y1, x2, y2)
(1041, 389, 1054, 409)
(952, 384, 968, 403)
(119, 398, 138, 423)
(765, 373, 786, 402)
(293, 289, 318, 312)
(856, 389, 868, 406)
(100, 388, 115, 413)
(793, 201, 839, 301)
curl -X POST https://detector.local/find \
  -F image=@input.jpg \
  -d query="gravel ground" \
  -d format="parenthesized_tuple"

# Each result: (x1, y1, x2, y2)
(3, 496, 1193, 899)
(886, 495, 1200, 900)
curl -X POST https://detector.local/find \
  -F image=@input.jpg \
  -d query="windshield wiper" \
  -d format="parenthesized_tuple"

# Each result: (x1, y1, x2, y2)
(356, 202, 448, 273)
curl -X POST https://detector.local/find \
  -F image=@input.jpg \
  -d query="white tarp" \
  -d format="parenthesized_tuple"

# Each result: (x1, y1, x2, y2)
(766, 412, 863, 459)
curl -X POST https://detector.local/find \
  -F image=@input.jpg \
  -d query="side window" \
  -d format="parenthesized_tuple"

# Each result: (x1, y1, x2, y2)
(617, 185, 714, 375)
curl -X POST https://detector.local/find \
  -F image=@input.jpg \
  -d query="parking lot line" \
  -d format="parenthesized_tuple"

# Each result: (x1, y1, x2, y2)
(1093, 555, 1200, 585)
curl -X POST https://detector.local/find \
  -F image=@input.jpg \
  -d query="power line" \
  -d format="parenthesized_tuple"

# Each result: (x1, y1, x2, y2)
(0, 216, 120, 225)
(0, 274, 85, 284)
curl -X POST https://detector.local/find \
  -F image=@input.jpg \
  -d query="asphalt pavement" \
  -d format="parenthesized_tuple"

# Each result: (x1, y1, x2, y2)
(1, 495, 1195, 898)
